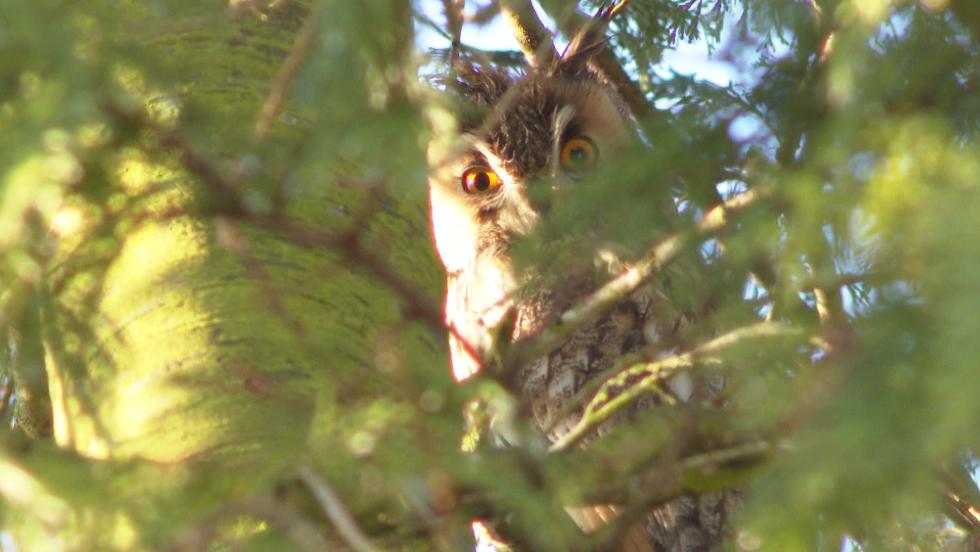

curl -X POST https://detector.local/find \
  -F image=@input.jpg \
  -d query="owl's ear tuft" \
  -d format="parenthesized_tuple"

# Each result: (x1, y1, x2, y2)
(553, 2, 617, 75)
(438, 59, 521, 128)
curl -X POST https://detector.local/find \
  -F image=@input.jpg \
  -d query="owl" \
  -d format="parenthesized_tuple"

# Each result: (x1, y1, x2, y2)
(427, 32, 732, 552)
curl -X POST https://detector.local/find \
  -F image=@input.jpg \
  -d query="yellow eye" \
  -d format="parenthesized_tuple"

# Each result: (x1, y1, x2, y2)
(560, 136, 598, 172)
(461, 166, 502, 194)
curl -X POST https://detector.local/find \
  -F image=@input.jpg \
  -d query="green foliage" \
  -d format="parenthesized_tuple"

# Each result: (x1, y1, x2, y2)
(0, 0, 978, 551)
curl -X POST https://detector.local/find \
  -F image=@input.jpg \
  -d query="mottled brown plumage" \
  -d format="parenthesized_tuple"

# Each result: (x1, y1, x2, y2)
(428, 43, 733, 552)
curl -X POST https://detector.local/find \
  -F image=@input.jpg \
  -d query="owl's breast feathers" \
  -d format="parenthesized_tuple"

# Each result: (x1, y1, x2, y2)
(514, 284, 654, 441)
(510, 280, 734, 552)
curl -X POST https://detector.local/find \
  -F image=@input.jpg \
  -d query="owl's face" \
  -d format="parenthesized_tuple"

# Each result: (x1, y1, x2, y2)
(429, 65, 634, 380)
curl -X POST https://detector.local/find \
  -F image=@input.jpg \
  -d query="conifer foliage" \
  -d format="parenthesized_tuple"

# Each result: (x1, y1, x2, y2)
(0, 0, 977, 550)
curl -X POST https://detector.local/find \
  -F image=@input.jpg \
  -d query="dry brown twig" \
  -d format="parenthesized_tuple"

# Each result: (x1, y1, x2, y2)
(441, 0, 465, 68)
(0, 377, 11, 420)
(607, 0, 632, 20)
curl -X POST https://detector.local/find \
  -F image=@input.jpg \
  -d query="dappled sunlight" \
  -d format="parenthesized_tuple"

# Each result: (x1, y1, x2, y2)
(0, 0, 977, 550)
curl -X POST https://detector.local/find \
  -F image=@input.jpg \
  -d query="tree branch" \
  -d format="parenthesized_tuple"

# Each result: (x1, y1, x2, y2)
(939, 465, 980, 539)
(254, 6, 320, 139)
(550, 321, 804, 452)
(502, 186, 770, 377)
(588, 439, 771, 549)
(499, 0, 558, 68)
(298, 466, 382, 552)
(103, 100, 447, 334)
(440, 0, 464, 68)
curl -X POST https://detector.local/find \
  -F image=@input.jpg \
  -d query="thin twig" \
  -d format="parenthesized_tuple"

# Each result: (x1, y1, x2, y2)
(103, 100, 447, 334)
(945, 488, 980, 535)
(584, 438, 774, 548)
(440, 0, 465, 68)
(619, 436, 776, 501)
(103, 101, 245, 208)
(414, 11, 453, 40)
(806, 235, 849, 353)
(0, 376, 11, 420)
(607, 0, 632, 20)
(254, 6, 320, 139)
(812, 285, 833, 325)
(550, 321, 802, 452)
(939, 465, 980, 538)
(298, 466, 382, 552)
(503, 186, 769, 376)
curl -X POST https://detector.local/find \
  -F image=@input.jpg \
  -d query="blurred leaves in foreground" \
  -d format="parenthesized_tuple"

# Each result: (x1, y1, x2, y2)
(0, 0, 978, 551)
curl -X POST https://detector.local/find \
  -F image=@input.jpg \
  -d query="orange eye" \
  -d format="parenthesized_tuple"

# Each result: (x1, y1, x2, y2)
(559, 136, 598, 172)
(461, 166, 502, 194)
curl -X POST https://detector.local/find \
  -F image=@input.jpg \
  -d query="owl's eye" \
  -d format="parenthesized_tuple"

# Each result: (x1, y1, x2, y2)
(461, 166, 502, 194)
(559, 136, 598, 172)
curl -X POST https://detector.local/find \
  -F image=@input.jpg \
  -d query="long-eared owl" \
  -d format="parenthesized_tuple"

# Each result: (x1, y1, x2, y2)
(427, 29, 732, 552)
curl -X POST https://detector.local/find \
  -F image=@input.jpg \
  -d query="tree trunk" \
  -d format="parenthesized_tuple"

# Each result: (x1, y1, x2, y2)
(17, 2, 444, 549)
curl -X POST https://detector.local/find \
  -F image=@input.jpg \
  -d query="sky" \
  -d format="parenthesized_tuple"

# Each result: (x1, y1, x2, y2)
(413, 0, 782, 162)
(414, 0, 740, 88)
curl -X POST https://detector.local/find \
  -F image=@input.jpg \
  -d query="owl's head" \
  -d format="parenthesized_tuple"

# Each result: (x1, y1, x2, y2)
(428, 46, 634, 275)
(428, 38, 635, 380)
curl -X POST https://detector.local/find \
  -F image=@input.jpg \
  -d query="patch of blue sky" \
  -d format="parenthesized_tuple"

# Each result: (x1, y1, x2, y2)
(415, 1, 797, 158)
(658, 36, 740, 92)
(414, 1, 767, 90)
(415, 1, 520, 61)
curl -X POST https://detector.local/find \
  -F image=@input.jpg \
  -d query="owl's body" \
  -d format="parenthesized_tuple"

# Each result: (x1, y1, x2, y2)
(428, 46, 732, 552)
